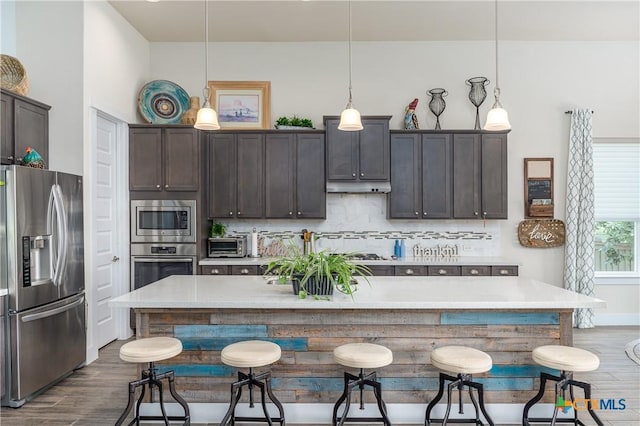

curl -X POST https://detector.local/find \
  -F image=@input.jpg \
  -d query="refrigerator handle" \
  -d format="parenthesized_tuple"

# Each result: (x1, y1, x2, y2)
(52, 184, 68, 285)
(20, 295, 84, 323)
(47, 185, 60, 284)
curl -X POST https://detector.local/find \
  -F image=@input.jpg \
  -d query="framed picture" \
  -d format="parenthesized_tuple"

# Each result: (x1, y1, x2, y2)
(208, 81, 271, 129)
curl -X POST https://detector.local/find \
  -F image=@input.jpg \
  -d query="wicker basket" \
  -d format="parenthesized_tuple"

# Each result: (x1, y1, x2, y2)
(0, 54, 29, 96)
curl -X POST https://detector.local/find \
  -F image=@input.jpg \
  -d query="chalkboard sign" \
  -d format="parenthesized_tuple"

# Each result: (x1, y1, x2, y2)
(527, 179, 552, 203)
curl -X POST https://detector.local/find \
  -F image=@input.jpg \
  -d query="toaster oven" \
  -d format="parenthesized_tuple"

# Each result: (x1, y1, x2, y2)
(207, 236, 247, 258)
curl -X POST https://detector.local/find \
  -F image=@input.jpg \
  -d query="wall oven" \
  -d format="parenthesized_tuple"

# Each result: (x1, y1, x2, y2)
(130, 200, 196, 243)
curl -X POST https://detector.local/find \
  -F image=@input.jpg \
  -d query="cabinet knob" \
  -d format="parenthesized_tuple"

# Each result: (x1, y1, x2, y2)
(483, 211, 487, 218)
(165, 184, 169, 189)
(470, 269, 479, 275)
(156, 184, 161, 189)
(7, 156, 14, 161)
(405, 268, 414, 275)
(352, 172, 356, 177)
(438, 269, 448, 275)
(16, 157, 22, 162)
(499, 269, 510, 275)
(210, 268, 220, 275)
(423, 212, 427, 216)
(360, 172, 364, 177)
(474, 211, 479, 216)
(240, 268, 249, 275)
(288, 211, 293, 216)
(229, 211, 233, 216)
(297, 211, 301, 216)
(415, 212, 419, 215)
(237, 211, 241, 215)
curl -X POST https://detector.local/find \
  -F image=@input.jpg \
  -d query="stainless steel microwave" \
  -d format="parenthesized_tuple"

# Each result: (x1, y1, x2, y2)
(130, 200, 196, 243)
(207, 236, 247, 258)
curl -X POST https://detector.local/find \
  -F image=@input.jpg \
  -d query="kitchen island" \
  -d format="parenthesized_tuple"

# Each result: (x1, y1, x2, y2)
(110, 275, 605, 424)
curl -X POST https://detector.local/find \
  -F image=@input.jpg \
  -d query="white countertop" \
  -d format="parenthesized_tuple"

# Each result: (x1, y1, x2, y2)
(199, 256, 519, 266)
(110, 275, 605, 310)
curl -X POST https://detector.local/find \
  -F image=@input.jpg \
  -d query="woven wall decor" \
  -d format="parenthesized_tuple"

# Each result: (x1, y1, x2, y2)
(518, 219, 566, 248)
(0, 54, 29, 96)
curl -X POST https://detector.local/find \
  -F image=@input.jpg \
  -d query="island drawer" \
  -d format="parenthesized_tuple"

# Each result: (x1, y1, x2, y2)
(366, 265, 395, 276)
(201, 265, 230, 275)
(491, 265, 519, 276)
(231, 265, 260, 275)
(427, 266, 461, 276)
(461, 266, 491, 276)
(394, 266, 426, 276)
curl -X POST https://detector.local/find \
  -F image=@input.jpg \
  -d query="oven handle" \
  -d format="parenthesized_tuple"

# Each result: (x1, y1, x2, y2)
(132, 257, 195, 263)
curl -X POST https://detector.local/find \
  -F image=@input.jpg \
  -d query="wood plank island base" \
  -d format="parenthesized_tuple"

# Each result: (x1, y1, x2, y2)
(110, 276, 605, 424)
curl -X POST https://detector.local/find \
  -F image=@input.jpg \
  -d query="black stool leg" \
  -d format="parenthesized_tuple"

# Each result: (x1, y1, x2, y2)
(365, 377, 392, 426)
(220, 377, 244, 426)
(523, 372, 556, 425)
(442, 379, 457, 425)
(156, 370, 191, 425)
(333, 372, 355, 425)
(464, 378, 494, 426)
(264, 371, 286, 425)
(425, 372, 449, 426)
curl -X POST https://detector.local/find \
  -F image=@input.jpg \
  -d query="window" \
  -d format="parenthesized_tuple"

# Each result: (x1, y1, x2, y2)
(593, 140, 640, 280)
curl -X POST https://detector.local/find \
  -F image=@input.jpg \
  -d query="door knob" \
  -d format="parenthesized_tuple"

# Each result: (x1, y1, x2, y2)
(112, 256, 120, 262)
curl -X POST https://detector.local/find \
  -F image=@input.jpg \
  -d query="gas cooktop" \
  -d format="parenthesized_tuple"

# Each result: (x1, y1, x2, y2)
(337, 253, 387, 261)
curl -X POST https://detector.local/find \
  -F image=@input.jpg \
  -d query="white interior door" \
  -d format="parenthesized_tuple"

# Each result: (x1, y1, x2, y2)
(93, 112, 122, 349)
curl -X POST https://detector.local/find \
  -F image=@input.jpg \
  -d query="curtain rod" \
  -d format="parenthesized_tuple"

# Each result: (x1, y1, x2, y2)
(565, 110, 595, 114)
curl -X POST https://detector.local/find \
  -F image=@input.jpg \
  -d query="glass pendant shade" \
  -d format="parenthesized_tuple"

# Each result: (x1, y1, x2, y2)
(484, 105, 511, 130)
(194, 102, 220, 130)
(338, 106, 363, 131)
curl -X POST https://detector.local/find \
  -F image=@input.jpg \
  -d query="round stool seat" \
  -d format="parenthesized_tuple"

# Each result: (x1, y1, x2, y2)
(532, 345, 600, 372)
(334, 343, 393, 369)
(431, 346, 492, 375)
(120, 337, 183, 363)
(221, 340, 281, 368)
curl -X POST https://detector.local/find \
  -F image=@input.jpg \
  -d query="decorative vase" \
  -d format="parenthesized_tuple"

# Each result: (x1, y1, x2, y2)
(427, 88, 447, 130)
(180, 96, 200, 125)
(466, 77, 490, 130)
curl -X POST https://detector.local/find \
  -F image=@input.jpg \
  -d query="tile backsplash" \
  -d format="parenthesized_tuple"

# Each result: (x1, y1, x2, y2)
(217, 194, 500, 257)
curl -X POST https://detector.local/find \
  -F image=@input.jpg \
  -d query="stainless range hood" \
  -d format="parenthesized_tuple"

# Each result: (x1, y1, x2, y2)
(326, 181, 391, 193)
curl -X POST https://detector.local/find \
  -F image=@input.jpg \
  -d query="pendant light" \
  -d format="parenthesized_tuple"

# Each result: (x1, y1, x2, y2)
(484, 0, 511, 131)
(338, 0, 363, 131)
(194, 0, 220, 130)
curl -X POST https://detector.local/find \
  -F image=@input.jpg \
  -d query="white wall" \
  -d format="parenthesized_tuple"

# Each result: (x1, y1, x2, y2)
(150, 40, 640, 321)
(15, 1, 83, 175)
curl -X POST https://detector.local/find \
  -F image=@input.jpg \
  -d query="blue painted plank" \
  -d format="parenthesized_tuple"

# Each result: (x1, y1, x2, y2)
(157, 364, 235, 377)
(181, 337, 307, 351)
(174, 324, 268, 338)
(441, 312, 559, 325)
(490, 365, 558, 377)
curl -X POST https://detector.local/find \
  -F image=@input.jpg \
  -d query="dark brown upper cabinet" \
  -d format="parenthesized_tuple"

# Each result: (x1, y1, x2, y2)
(265, 132, 325, 219)
(324, 116, 391, 181)
(452, 133, 508, 219)
(1, 89, 50, 167)
(207, 132, 264, 219)
(389, 133, 452, 219)
(129, 125, 200, 192)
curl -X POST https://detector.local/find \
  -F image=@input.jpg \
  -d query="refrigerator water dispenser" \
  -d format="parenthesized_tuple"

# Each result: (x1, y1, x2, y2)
(22, 235, 52, 287)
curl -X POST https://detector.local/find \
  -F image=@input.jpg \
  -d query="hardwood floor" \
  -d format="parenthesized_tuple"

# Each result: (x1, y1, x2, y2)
(0, 326, 638, 425)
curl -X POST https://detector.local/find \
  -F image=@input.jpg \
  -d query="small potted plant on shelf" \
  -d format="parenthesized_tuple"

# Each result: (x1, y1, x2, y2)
(263, 241, 371, 299)
(210, 222, 226, 238)
(275, 115, 314, 130)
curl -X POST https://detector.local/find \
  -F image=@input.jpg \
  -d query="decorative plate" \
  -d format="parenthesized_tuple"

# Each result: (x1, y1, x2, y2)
(137, 80, 190, 124)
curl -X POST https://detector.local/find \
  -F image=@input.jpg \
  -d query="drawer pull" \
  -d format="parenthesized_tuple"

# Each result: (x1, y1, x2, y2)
(210, 268, 220, 275)
(438, 269, 448, 275)
(240, 268, 249, 275)
(405, 268, 414, 275)
(470, 269, 479, 275)
(499, 269, 510, 275)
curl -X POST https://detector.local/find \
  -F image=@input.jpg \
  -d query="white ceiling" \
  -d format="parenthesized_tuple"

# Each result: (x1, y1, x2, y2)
(108, 0, 640, 43)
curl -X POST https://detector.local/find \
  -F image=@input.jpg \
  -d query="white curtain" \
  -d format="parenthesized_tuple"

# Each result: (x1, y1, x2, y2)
(564, 108, 595, 328)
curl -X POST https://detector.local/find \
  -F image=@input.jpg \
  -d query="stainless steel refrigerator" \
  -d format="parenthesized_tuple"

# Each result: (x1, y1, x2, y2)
(0, 165, 85, 407)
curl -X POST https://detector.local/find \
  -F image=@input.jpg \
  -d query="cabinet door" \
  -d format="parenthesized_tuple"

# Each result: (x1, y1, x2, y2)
(265, 134, 295, 218)
(481, 133, 508, 219)
(452, 134, 481, 218)
(1, 93, 13, 164)
(208, 133, 237, 218)
(326, 118, 358, 180)
(164, 128, 200, 191)
(389, 134, 421, 219)
(129, 127, 163, 191)
(296, 133, 326, 219)
(422, 134, 452, 218)
(14, 99, 49, 167)
(359, 118, 389, 180)
(236, 134, 264, 218)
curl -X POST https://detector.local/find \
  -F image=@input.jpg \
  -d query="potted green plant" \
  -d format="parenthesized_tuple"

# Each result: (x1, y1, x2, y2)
(210, 222, 226, 238)
(275, 115, 314, 130)
(264, 242, 371, 299)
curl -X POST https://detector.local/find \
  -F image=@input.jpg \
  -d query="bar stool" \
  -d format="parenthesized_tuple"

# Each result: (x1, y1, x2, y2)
(332, 342, 393, 426)
(115, 336, 190, 426)
(219, 340, 285, 426)
(425, 346, 494, 426)
(523, 345, 603, 426)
